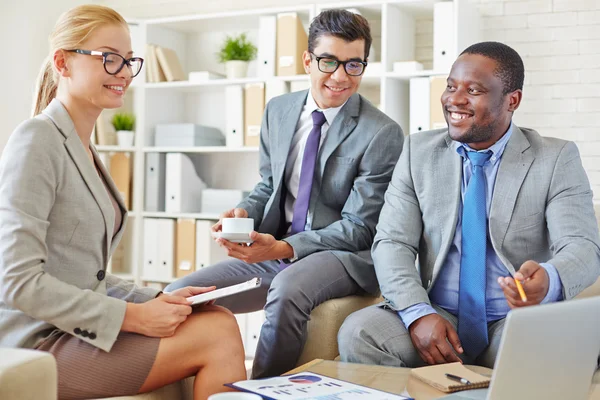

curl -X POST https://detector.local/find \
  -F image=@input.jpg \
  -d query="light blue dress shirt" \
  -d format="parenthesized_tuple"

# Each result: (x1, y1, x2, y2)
(399, 123, 563, 329)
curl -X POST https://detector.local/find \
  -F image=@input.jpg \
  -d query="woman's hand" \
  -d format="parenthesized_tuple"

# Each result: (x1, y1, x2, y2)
(121, 294, 192, 337)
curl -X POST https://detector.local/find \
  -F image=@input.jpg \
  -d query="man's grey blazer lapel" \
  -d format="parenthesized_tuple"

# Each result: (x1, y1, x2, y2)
(272, 90, 307, 192)
(490, 126, 534, 272)
(42, 100, 116, 259)
(432, 134, 462, 281)
(317, 93, 359, 176)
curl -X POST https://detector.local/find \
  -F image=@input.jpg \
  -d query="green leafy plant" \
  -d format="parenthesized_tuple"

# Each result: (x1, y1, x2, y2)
(111, 113, 135, 131)
(217, 33, 257, 63)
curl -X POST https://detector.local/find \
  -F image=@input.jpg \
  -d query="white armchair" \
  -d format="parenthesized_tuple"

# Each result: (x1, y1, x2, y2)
(0, 347, 194, 400)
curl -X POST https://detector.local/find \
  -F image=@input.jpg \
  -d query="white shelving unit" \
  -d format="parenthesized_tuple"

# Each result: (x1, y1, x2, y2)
(104, 1, 479, 356)
(104, 0, 479, 284)
(107, 0, 480, 286)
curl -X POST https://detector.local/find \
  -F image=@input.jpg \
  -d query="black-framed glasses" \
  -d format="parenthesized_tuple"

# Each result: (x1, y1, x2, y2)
(310, 52, 367, 76)
(67, 49, 144, 78)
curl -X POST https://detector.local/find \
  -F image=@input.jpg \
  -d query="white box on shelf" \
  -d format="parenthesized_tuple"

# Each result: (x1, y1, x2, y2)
(409, 77, 431, 134)
(257, 15, 277, 78)
(188, 71, 225, 82)
(433, 2, 456, 72)
(165, 153, 206, 213)
(155, 124, 225, 147)
(392, 61, 424, 74)
(225, 85, 245, 148)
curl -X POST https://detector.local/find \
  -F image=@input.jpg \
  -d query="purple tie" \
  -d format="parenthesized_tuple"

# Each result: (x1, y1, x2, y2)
(290, 110, 327, 234)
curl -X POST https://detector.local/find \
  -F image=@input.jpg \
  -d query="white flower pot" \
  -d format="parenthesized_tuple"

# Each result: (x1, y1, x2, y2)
(225, 60, 249, 79)
(116, 130, 134, 147)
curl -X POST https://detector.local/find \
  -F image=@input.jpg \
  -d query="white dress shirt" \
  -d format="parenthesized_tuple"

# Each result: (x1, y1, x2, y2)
(284, 90, 346, 233)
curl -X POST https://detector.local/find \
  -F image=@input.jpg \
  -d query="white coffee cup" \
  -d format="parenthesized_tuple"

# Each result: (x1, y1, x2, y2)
(221, 217, 254, 234)
(207, 393, 261, 400)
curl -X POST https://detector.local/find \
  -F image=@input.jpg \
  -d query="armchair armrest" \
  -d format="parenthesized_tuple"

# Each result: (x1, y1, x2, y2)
(297, 295, 383, 366)
(0, 348, 57, 400)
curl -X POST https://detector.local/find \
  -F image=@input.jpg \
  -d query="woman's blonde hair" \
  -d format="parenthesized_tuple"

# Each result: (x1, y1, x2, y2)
(32, 5, 128, 116)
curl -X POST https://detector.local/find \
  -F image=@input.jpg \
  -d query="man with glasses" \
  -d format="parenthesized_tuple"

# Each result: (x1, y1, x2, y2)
(166, 9, 403, 378)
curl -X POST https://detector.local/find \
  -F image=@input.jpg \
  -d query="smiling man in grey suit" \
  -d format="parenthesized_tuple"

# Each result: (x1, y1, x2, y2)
(338, 41, 600, 369)
(166, 10, 404, 377)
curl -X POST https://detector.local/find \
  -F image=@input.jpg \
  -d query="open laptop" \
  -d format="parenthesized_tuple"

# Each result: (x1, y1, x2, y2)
(440, 296, 600, 400)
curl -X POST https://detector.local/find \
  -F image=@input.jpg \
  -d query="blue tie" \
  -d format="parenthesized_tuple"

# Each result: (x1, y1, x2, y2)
(458, 150, 492, 359)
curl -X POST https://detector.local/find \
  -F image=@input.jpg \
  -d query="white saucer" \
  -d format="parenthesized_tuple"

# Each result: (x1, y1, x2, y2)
(211, 231, 253, 244)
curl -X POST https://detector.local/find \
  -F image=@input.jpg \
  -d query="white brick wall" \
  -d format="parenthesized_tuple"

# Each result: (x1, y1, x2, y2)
(98, 0, 600, 200)
(473, 0, 600, 200)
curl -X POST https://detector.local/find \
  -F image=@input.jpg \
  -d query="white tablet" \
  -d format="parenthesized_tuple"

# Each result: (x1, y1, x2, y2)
(187, 277, 262, 306)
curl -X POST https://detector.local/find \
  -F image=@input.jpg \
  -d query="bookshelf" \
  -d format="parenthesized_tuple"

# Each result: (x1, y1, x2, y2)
(99, 0, 479, 358)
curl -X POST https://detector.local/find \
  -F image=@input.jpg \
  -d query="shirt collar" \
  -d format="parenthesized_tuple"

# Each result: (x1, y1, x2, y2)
(306, 89, 347, 126)
(455, 121, 514, 166)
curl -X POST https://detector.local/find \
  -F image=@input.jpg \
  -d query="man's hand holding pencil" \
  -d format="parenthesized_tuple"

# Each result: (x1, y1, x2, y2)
(497, 260, 550, 308)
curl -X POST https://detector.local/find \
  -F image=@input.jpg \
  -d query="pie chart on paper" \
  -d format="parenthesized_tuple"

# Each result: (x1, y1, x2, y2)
(288, 375, 322, 384)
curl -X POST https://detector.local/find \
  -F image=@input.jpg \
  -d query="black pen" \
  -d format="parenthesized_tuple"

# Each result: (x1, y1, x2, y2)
(445, 373, 471, 385)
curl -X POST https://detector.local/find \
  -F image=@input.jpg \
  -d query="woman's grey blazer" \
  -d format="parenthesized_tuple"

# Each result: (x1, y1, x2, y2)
(0, 99, 159, 353)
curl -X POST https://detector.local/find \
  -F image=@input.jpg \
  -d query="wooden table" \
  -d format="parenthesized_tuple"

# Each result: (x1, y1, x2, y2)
(288, 359, 600, 399)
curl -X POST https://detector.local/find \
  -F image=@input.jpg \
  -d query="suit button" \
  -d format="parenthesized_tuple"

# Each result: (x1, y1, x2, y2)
(81, 330, 89, 337)
(97, 270, 105, 281)
(89, 332, 97, 340)
(74, 327, 82, 335)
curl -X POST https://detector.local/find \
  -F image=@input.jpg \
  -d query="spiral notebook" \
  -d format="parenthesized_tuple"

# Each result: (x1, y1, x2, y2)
(410, 362, 491, 393)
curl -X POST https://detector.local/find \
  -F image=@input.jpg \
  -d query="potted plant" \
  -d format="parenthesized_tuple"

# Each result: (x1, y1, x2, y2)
(111, 113, 135, 147)
(218, 33, 257, 79)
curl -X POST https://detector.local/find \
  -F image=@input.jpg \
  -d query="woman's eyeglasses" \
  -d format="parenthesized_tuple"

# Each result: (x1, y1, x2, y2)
(67, 49, 144, 78)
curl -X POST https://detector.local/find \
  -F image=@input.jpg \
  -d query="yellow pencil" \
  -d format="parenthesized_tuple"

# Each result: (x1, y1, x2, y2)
(514, 278, 527, 302)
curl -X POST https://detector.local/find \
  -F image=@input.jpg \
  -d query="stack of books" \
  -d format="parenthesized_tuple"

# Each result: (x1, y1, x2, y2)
(145, 44, 186, 83)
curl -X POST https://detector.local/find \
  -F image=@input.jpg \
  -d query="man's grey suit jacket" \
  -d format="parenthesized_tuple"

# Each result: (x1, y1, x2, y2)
(0, 99, 159, 353)
(238, 90, 404, 294)
(373, 126, 600, 312)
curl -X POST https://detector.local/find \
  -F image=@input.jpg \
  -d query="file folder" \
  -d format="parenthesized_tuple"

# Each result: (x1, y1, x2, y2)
(156, 218, 176, 281)
(276, 13, 307, 76)
(244, 83, 265, 147)
(225, 85, 245, 148)
(245, 310, 266, 357)
(142, 218, 160, 281)
(257, 15, 277, 77)
(409, 77, 431, 134)
(176, 218, 196, 278)
(109, 153, 132, 210)
(195, 220, 227, 269)
(144, 153, 166, 212)
(165, 153, 205, 213)
(430, 76, 448, 130)
(433, 2, 456, 72)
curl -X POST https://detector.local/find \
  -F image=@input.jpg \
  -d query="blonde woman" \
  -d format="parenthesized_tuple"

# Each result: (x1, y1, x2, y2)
(0, 5, 246, 400)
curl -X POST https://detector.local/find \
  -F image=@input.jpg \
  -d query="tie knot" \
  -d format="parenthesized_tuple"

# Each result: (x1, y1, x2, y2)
(466, 150, 492, 168)
(312, 110, 327, 127)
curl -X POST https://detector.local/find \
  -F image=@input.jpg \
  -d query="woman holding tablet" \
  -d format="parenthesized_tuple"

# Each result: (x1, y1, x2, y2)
(0, 5, 245, 399)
